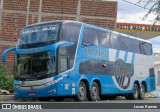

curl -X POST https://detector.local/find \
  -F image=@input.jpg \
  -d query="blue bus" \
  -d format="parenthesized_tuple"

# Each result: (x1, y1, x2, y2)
(2, 20, 155, 101)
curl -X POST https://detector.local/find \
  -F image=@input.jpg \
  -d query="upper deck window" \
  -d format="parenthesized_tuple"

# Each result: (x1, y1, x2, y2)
(82, 27, 152, 55)
(61, 22, 81, 43)
(82, 28, 111, 48)
(17, 22, 61, 48)
(83, 28, 98, 46)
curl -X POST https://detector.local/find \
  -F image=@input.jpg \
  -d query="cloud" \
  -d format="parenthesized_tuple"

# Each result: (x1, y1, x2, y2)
(117, 12, 156, 24)
(118, 0, 146, 14)
(117, 0, 160, 53)
(148, 36, 160, 45)
(117, 0, 157, 24)
(148, 36, 160, 53)
(153, 45, 160, 53)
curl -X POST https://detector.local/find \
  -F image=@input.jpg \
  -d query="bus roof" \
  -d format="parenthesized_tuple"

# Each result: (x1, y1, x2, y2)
(26, 20, 151, 44)
(26, 20, 82, 28)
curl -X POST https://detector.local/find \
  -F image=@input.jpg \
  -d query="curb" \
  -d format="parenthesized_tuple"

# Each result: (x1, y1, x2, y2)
(145, 93, 155, 98)
(0, 93, 157, 101)
(0, 95, 15, 101)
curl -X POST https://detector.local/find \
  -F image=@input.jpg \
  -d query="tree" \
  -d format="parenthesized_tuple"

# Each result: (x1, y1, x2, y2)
(137, 0, 160, 24)
(0, 64, 13, 90)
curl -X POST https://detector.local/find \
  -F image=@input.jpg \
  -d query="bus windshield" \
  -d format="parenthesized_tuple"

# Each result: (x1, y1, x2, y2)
(14, 51, 56, 81)
(17, 22, 61, 48)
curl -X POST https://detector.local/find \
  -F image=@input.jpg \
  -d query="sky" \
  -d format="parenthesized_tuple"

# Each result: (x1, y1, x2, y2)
(117, 0, 157, 24)
(117, 0, 160, 52)
(148, 36, 160, 53)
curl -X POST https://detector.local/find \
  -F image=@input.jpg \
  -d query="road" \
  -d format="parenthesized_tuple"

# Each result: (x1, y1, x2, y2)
(0, 97, 159, 103)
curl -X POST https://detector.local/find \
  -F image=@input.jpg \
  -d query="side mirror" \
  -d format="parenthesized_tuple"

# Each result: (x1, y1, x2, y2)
(51, 41, 75, 56)
(2, 48, 16, 63)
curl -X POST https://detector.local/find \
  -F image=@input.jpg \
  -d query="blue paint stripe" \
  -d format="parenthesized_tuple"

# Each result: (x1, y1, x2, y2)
(124, 51, 128, 62)
(131, 53, 135, 64)
(115, 50, 120, 60)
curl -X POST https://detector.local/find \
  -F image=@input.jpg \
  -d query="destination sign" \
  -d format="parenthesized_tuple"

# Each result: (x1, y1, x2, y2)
(22, 25, 57, 34)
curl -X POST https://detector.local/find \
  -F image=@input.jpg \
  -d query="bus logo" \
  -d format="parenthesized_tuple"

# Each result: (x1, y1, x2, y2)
(113, 59, 134, 89)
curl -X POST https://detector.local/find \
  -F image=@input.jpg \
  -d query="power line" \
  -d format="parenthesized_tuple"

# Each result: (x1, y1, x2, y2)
(122, 0, 150, 10)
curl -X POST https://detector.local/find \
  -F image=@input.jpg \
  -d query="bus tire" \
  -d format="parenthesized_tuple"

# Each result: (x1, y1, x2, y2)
(76, 81, 87, 101)
(54, 97, 64, 101)
(139, 84, 145, 100)
(128, 84, 139, 100)
(38, 97, 51, 101)
(125, 94, 130, 100)
(88, 82, 100, 101)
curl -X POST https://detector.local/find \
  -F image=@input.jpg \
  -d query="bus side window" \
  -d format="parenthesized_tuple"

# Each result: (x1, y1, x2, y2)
(61, 23, 81, 42)
(58, 22, 82, 73)
(133, 40, 142, 54)
(97, 30, 111, 48)
(144, 43, 152, 55)
(60, 58, 68, 73)
(139, 42, 152, 55)
(82, 28, 98, 47)
(118, 35, 133, 52)
(110, 33, 122, 50)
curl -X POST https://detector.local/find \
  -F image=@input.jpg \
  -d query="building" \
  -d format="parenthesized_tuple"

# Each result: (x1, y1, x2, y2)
(116, 22, 160, 40)
(0, 0, 117, 74)
(154, 51, 160, 90)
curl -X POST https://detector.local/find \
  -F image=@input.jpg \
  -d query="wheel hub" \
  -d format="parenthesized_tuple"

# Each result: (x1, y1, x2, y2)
(79, 87, 85, 97)
(134, 87, 138, 98)
(92, 87, 97, 97)
(141, 87, 145, 96)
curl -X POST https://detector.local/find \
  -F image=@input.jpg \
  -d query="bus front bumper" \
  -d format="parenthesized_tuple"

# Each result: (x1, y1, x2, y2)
(13, 84, 58, 98)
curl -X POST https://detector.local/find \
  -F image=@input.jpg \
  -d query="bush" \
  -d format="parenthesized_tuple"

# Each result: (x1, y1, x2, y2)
(0, 64, 13, 90)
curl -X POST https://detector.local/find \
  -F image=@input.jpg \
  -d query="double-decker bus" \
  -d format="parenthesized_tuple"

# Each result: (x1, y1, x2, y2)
(2, 20, 155, 101)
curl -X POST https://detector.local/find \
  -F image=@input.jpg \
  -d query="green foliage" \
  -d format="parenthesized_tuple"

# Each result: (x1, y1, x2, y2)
(0, 65, 13, 90)
(137, 0, 160, 24)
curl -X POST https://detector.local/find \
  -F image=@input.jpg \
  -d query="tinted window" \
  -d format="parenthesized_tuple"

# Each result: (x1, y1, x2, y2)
(82, 28, 152, 55)
(60, 58, 68, 72)
(14, 51, 56, 81)
(110, 32, 152, 55)
(83, 28, 98, 46)
(139, 42, 152, 55)
(17, 22, 61, 48)
(61, 22, 81, 42)
(110, 33, 124, 50)
(118, 35, 133, 52)
(133, 40, 141, 54)
(97, 30, 111, 48)
(58, 22, 81, 73)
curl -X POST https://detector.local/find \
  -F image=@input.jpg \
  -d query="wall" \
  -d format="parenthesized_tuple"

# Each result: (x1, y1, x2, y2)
(155, 65, 160, 90)
(0, 0, 117, 75)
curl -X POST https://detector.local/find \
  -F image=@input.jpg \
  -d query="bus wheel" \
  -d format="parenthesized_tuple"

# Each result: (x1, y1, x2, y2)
(89, 82, 100, 101)
(128, 84, 139, 100)
(139, 84, 145, 100)
(76, 81, 87, 101)
(54, 97, 64, 101)
(125, 95, 129, 100)
(38, 97, 51, 101)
